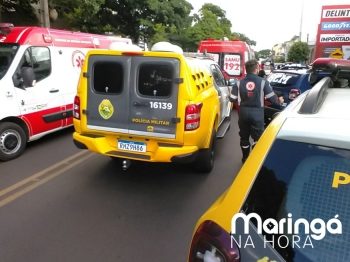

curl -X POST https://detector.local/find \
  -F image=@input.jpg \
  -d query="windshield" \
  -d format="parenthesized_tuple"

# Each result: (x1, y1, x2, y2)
(242, 139, 350, 262)
(0, 43, 19, 80)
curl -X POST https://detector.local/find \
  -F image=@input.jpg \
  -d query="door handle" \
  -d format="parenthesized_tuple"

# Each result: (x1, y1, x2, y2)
(134, 102, 149, 107)
(49, 89, 59, 93)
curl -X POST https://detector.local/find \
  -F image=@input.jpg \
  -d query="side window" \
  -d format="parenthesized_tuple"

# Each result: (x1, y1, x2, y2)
(210, 64, 226, 86)
(138, 64, 172, 97)
(19, 46, 51, 82)
(215, 65, 227, 84)
(93, 61, 123, 94)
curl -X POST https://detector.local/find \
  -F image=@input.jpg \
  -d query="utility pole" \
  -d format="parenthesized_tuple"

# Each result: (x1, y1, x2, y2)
(40, 0, 50, 28)
(299, 0, 305, 41)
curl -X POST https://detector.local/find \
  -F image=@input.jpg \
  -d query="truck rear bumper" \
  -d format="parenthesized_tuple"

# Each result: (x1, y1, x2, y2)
(73, 132, 199, 163)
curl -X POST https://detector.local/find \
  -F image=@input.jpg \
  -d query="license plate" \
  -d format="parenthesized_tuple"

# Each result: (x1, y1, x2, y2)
(117, 140, 146, 153)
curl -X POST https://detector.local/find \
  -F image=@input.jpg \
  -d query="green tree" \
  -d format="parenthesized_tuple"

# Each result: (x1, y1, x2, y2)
(254, 51, 260, 60)
(184, 4, 256, 51)
(0, 0, 38, 23)
(287, 42, 309, 63)
(232, 33, 256, 47)
(53, 0, 105, 33)
(148, 24, 179, 47)
(185, 9, 225, 50)
(199, 3, 232, 36)
(258, 49, 271, 59)
(99, 0, 193, 43)
(274, 56, 285, 63)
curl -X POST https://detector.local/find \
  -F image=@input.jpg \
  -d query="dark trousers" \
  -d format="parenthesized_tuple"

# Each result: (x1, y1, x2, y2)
(238, 107, 264, 159)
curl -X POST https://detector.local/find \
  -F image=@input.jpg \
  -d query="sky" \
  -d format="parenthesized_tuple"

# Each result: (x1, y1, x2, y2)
(186, 0, 348, 51)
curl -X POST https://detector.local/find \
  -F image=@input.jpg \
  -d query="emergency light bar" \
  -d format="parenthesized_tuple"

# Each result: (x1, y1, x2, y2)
(312, 58, 350, 71)
(0, 23, 14, 36)
(151, 42, 183, 54)
(183, 52, 217, 61)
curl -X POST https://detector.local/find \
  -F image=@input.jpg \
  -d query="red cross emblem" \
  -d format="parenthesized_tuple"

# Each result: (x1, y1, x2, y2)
(246, 81, 255, 91)
(76, 56, 85, 68)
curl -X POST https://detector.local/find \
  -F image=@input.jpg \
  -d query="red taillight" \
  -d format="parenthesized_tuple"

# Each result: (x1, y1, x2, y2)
(185, 103, 203, 131)
(121, 52, 143, 56)
(188, 221, 240, 262)
(289, 89, 300, 100)
(73, 96, 80, 120)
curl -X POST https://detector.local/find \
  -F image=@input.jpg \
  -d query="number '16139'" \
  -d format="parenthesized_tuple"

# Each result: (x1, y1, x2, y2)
(150, 102, 172, 110)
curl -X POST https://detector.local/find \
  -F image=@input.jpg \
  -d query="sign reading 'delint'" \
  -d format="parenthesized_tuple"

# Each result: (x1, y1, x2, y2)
(322, 9, 350, 18)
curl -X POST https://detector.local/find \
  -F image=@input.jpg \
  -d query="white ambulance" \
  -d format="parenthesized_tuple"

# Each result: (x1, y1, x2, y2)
(0, 23, 132, 161)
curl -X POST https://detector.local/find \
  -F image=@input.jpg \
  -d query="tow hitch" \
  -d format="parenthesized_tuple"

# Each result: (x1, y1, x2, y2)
(122, 159, 131, 170)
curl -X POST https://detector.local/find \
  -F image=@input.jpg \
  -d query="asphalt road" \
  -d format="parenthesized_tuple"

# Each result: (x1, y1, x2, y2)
(0, 110, 243, 262)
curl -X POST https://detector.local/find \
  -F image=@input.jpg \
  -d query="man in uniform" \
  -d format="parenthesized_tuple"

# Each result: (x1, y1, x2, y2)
(229, 59, 284, 163)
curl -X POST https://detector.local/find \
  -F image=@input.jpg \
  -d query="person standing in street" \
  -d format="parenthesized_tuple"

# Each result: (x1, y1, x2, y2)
(229, 59, 284, 164)
(258, 69, 267, 79)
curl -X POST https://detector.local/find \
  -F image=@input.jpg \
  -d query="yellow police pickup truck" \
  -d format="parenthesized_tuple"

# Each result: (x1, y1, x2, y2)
(72, 42, 231, 173)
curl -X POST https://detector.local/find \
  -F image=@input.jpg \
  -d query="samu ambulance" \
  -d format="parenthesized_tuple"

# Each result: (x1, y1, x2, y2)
(0, 23, 132, 161)
(198, 38, 255, 80)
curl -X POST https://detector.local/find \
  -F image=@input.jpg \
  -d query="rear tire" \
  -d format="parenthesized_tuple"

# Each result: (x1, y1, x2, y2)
(193, 128, 217, 173)
(0, 122, 27, 161)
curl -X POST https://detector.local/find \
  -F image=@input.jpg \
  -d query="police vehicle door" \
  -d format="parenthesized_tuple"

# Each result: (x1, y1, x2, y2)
(210, 64, 229, 124)
(85, 55, 130, 134)
(128, 57, 179, 139)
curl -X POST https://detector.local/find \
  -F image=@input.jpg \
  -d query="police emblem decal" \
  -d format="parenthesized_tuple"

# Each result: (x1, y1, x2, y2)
(98, 99, 114, 119)
(246, 81, 255, 91)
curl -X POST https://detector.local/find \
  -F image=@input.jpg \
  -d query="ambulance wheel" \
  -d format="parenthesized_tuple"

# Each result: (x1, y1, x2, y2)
(0, 122, 27, 162)
(193, 128, 217, 173)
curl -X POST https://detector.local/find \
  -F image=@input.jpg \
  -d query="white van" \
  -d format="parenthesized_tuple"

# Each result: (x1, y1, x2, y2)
(0, 24, 132, 161)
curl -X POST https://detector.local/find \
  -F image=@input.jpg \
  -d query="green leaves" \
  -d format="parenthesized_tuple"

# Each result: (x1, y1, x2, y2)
(2, 0, 257, 52)
(258, 49, 272, 59)
(287, 42, 309, 63)
(1, 0, 39, 23)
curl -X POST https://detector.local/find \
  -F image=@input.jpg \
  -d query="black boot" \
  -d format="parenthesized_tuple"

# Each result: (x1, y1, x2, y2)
(241, 145, 250, 164)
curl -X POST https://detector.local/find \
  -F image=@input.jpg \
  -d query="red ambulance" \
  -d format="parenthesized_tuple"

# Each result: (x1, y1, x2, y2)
(198, 38, 255, 80)
(0, 24, 133, 161)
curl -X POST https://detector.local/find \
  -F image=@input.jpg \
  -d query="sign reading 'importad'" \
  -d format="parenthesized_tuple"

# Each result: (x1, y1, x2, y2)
(322, 9, 350, 18)
(320, 34, 350, 42)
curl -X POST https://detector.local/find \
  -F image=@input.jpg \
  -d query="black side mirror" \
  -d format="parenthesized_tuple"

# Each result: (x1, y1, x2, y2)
(21, 67, 36, 87)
